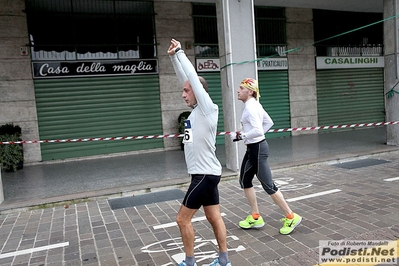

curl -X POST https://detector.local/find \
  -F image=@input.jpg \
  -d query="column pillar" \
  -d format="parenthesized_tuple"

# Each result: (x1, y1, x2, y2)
(384, 0, 399, 145)
(0, 170, 4, 205)
(286, 8, 318, 136)
(216, 0, 258, 172)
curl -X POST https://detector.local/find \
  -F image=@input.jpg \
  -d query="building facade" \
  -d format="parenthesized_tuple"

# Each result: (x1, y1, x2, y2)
(1, 0, 395, 170)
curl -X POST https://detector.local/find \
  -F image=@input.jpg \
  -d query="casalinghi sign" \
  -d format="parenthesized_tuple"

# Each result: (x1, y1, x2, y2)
(316, 56, 384, 69)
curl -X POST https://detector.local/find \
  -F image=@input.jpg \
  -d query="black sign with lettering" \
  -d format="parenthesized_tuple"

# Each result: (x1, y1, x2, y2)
(32, 59, 158, 79)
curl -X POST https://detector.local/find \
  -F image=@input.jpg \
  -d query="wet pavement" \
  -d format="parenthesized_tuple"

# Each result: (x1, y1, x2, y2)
(0, 127, 395, 211)
(0, 127, 398, 265)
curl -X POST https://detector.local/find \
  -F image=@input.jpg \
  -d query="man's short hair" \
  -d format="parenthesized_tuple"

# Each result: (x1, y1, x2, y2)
(198, 76, 208, 92)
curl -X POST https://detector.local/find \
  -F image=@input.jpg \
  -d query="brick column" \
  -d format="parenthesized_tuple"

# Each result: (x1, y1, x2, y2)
(154, 2, 195, 150)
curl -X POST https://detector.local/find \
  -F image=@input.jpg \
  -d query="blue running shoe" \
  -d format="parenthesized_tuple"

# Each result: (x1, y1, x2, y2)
(178, 260, 197, 266)
(208, 258, 232, 266)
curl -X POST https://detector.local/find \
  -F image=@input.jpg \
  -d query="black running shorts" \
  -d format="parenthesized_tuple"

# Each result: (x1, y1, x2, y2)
(182, 174, 221, 209)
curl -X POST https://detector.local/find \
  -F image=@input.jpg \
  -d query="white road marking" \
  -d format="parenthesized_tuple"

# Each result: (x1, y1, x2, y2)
(286, 189, 341, 202)
(153, 213, 227, 230)
(0, 242, 69, 259)
(384, 177, 399, 181)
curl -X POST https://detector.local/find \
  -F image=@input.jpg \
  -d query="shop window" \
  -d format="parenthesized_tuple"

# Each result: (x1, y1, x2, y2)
(192, 3, 218, 57)
(255, 6, 287, 57)
(192, 4, 286, 58)
(313, 10, 383, 56)
(26, 0, 156, 61)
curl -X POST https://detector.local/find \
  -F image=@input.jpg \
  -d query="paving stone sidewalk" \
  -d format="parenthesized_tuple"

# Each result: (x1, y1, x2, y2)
(1, 151, 399, 266)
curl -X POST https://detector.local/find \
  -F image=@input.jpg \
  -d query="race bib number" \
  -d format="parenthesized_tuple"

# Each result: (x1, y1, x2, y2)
(183, 119, 193, 144)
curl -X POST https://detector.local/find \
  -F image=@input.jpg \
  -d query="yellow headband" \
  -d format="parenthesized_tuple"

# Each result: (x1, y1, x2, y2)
(240, 78, 260, 100)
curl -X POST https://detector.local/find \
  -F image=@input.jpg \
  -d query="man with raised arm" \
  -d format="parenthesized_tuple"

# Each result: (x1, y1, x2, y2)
(168, 39, 231, 266)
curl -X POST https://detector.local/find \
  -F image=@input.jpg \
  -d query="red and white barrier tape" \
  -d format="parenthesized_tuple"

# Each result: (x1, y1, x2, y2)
(1, 121, 398, 145)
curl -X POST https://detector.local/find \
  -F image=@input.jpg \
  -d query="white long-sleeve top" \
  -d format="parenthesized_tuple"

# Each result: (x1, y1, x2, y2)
(170, 50, 222, 176)
(241, 98, 274, 144)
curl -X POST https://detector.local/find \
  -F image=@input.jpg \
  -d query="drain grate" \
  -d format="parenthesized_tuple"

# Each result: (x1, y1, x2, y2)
(108, 189, 185, 210)
(332, 158, 390, 169)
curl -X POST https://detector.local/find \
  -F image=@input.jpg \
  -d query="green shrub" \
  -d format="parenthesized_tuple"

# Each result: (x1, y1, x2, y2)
(0, 124, 23, 172)
(178, 111, 191, 134)
(0, 123, 21, 135)
(177, 111, 191, 150)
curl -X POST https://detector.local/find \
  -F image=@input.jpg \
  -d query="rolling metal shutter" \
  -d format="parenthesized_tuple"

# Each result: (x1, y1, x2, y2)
(34, 75, 163, 161)
(316, 68, 385, 129)
(200, 73, 225, 145)
(258, 70, 291, 138)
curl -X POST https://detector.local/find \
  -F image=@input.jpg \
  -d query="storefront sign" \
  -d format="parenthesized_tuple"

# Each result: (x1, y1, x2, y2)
(316, 56, 384, 69)
(196, 59, 220, 72)
(32, 59, 158, 79)
(196, 57, 288, 72)
(257, 58, 288, 70)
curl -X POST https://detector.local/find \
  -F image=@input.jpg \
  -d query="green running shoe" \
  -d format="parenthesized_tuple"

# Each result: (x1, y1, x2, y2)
(238, 215, 265, 229)
(279, 213, 302, 235)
